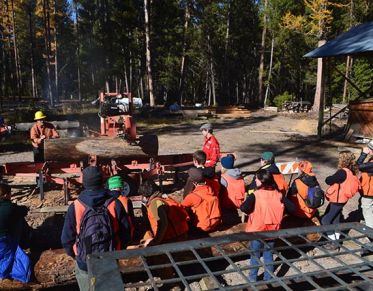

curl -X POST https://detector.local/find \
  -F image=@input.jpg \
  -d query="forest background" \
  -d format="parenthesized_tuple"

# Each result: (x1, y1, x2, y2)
(0, 0, 372, 109)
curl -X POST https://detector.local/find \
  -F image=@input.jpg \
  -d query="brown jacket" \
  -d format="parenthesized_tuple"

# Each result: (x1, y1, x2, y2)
(30, 122, 59, 148)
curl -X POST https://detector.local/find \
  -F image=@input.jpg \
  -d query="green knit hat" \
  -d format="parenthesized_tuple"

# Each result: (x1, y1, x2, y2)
(261, 151, 274, 162)
(108, 176, 123, 190)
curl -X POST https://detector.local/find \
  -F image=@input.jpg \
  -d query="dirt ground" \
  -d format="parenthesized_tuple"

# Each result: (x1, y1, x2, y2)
(0, 109, 367, 289)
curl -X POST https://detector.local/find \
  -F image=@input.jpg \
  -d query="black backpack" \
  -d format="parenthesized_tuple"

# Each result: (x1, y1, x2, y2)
(305, 185, 325, 209)
(76, 199, 115, 265)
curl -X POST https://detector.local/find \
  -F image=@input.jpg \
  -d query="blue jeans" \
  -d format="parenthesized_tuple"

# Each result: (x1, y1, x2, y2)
(321, 203, 345, 235)
(249, 240, 275, 282)
(75, 261, 89, 291)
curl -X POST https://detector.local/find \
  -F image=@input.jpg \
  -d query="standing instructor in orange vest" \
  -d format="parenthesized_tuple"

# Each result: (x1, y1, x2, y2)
(200, 123, 220, 169)
(30, 111, 59, 162)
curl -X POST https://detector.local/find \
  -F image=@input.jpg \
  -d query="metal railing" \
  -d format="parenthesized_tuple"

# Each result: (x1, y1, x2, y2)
(87, 222, 373, 291)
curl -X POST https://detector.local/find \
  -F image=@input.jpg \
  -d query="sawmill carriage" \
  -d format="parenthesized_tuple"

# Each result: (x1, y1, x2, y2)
(0, 92, 194, 204)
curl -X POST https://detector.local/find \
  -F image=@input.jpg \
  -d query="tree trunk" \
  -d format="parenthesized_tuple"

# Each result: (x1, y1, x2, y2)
(5, 0, 15, 99)
(224, 0, 231, 103)
(258, 0, 268, 106)
(53, 0, 58, 102)
(264, 36, 274, 107)
(144, 0, 155, 106)
(178, 0, 190, 104)
(342, 56, 352, 103)
(316, 54, 326, 137)
(73, 1, 81, 101)
(28, 4, 37, 99)
(207, 34, 216, 106)
(10, 0, 22, 99)
(44, 136, 159, 162)
(43, 0, 53, 106)
(313, 40, 326, 113)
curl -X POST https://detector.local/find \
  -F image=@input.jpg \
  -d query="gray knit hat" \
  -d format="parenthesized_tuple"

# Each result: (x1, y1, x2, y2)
(200, 123, 212, 131)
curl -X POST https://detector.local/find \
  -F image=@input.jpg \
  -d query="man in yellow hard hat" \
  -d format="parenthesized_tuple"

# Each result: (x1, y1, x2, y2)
(30, 111, 59, 162)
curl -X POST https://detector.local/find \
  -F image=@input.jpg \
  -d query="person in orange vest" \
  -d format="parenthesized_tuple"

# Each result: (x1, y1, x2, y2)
(247, 151, 288, 196)
(200, 123, 220, 169)
(107, 175, 135, 242)
(0, 116, 11, 141)
(220, 154, 246, 209)
(287, 160, 320, 219)
(322, 151, 360, 251)
(139, 180, 189, 247)
(181, 168, 222, 234)
(356, 143, 373, 256)
(61, 166, 131, 290)
(30, 111, 59, 162)
(240, 169, 294, 282)
(183, 150, 221, 198)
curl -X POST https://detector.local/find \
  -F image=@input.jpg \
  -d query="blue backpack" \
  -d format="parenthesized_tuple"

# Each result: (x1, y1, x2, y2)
(76, 199, 115, 265)
(305, 185, 325, 209)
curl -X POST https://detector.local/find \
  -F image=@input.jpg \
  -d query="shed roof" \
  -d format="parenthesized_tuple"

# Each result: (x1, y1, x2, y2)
(304, 22, 373, 58)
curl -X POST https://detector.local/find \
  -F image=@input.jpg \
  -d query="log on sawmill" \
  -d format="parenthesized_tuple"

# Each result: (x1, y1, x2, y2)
(15, 120, 80, 131)
(44, 135, 159, 162)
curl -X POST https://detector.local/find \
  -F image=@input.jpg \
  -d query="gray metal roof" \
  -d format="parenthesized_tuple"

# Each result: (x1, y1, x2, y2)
(304, 22, 373, 58)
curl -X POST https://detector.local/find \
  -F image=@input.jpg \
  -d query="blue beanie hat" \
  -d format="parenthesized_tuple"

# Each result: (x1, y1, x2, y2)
(221, 155, 234, 169)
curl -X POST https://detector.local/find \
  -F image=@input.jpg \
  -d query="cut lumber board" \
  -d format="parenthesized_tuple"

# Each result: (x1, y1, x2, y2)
(30, 206, 69, 213)
(44, 135, 159, 162)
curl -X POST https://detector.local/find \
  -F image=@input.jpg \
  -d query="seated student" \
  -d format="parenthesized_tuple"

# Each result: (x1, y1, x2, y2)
(248, 151, 288, 196)
(287, 160, 320, 219)
(240, 169, 294, 282)
(181, 168, 222, 233)
(107, 175, 135, 241)
(0, 183, 31, 283)
(183, 150, 221, 198)
(220, 154, 246, 209)
(139, 180, 189, 247)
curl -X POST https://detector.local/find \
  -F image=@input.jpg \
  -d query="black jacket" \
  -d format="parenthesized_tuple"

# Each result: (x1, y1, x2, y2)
(357, 152, 373, 175)
(0, 199, 28, 237)
(288, 174, 319, 197)
(248, 163, 281, 191)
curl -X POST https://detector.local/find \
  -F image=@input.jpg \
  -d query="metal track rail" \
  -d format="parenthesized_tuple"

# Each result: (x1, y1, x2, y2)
(87, 222, 373, 290)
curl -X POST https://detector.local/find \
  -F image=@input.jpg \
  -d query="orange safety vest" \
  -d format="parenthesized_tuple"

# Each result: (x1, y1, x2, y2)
(0, 126, 8, 135)
(245, 188, 284, 233)
(72, 199, 121, 255)
(326, 168, 360, 203)
(189, 185, 222, 232)
(117, 195, 135, 241)
(147, 197, 189, 242)
(273, 173, 288, 196)
(289, 179, 317, 219)
(360, 172, 373, 198)
(221, 174, 246, 209)
(205, 176, 221, 197)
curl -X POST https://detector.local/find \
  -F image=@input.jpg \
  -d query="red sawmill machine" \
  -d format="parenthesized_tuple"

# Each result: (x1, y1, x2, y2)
(0, 92, 194, 204)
